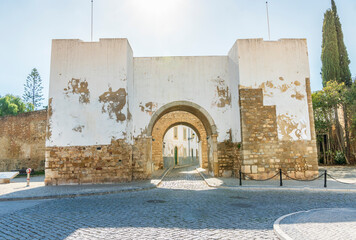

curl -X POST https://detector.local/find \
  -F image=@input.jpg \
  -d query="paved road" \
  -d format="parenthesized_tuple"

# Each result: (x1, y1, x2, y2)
(1, 166, 356, 239)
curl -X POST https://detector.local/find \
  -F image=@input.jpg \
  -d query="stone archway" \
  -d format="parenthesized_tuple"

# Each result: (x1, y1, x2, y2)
(147, 101, 218, 175)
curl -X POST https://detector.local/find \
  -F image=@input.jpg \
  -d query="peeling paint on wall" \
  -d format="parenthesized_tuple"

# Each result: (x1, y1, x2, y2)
(46, 98, 53, 140)
(216, 86, 231, 107)
(64, 78, 90, 104)
(265, 81, 274, 89)
(99, 87, 127, 122)
(139, 102, 157, 115)
(240, 77, 304, 99)
(72, 125, 84, 133)
(277, 114, 306, 140)
(279, 84, 289, 93)
(212, 77, 231, 108)
(291, 90, 304, 100)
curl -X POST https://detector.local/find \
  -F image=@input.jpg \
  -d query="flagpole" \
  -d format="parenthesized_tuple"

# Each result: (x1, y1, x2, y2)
(266, 1, 270, 40)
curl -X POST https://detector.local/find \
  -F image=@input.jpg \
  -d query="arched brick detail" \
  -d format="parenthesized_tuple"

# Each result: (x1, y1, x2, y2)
(151, 111, 208, 170)
(147, 101, 217, 136)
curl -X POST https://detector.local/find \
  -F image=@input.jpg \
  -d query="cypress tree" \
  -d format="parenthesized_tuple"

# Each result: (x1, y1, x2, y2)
(321, 9, 340, 87)
(332, 0, 352, 163)
(331, 0, 352, 87)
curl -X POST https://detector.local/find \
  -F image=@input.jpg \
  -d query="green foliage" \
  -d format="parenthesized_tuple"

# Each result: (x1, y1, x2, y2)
(334, 150, 346, 164)
(344, 78, 356, 130)
(312, 81, 345, 135)
(331, 0, 352, 87)
(23, 68, 44, 109)
(0, 95, 34, 117)
(321, 9, 340, 87)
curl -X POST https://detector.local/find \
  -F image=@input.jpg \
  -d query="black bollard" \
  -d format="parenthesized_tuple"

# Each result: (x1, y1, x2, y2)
(239, 170, 242, 186)
(324, 170, 327, 188)
(279, 169, 283, 187)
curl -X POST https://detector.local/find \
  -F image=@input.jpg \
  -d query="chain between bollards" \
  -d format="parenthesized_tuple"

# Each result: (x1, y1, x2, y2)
(324, 170, 327, 188)
(279, 169, 283, 186)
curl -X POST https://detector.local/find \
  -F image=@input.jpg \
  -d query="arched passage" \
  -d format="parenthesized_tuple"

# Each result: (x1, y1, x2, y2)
(148, 101, 218, 175)
(162, 125, 200, 168)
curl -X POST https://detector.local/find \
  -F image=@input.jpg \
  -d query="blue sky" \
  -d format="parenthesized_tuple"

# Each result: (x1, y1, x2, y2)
(0, 0, 355, 106)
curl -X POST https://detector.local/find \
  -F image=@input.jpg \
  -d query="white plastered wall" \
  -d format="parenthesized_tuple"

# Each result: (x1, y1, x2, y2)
(231, 38, 312, 141)
(132, 56, 239, 143)
(47, 39, 133, 147)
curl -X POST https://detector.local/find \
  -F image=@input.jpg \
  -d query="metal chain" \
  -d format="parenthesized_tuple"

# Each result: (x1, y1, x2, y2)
(327, 174, 356, 185)
(240, 170, 356, 185)
(282, 172, 324, 182)
(241, 172, 279, 181)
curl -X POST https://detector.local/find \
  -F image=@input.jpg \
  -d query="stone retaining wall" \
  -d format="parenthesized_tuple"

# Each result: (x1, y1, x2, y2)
(45, 138, 152, 185)
(0, 110, 47, 171)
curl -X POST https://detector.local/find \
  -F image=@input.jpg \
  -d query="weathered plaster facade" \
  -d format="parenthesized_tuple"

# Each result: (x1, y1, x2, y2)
(45, 38, 318, 185)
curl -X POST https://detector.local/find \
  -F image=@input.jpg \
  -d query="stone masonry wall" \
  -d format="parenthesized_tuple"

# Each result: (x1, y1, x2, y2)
(0, 110, 47, 171)
(45, 138, 152, 185)
(239, 88, 318, 180)
(217, 141, 240, 177)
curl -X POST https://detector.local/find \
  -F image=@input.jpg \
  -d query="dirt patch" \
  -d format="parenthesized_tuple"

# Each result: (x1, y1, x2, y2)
(99, 88, 127, 122)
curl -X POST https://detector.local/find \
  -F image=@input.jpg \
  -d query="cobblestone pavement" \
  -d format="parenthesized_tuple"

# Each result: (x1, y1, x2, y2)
(275, 208, 356, 240)
(199, 166, 356, 191)
(1, 166, 356, 239)
(0, 169, 166, 200)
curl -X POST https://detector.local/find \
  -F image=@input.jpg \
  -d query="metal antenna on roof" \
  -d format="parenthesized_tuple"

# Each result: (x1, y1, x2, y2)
(266, 1, 271, 40)
(91, 0, 94, 41)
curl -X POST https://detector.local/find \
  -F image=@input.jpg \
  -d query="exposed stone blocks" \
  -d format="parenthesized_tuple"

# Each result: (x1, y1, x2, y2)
(239, 88, 318, 180)
(45, 138, 152, 185)
(0, 110, 47, 171)
(132, 137, 153, 180)
(217, 141, 240, 177)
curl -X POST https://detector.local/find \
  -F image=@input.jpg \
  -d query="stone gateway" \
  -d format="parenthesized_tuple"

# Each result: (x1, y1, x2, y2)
(45, 38, 318, 185)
